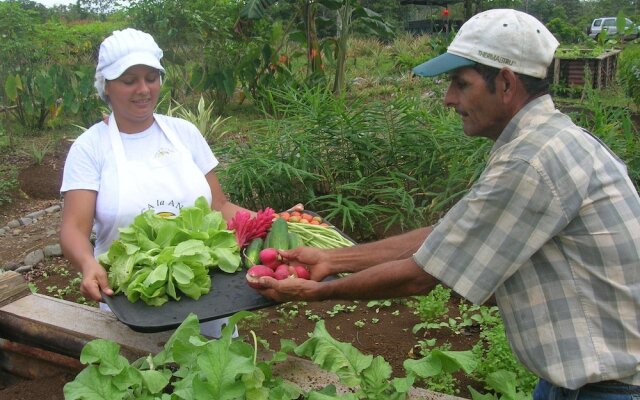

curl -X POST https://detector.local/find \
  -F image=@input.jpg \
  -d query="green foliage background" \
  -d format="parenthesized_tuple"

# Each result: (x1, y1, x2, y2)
(0, 0, 638, 396)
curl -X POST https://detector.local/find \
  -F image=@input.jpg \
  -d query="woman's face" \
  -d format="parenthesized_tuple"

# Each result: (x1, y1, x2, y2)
(104, 65, 161, 134)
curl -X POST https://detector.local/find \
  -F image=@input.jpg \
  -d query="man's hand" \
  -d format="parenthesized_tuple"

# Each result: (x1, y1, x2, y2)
(80, 262, 113, 302)
(257, 275, 323, 302)
(278, 246, 332, 281)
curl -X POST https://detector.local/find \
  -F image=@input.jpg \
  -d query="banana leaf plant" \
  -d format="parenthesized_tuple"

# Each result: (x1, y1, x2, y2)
(237, 0, 394, 95)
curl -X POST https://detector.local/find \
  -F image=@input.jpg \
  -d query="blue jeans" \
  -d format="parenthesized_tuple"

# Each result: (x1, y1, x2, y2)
(534, 379, 640, 400)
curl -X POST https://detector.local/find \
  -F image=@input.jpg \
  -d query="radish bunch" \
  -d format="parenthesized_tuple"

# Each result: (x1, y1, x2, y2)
(245, 247, 310, 289)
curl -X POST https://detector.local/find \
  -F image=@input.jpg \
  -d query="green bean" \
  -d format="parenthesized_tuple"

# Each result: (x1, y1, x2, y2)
(286, 222, 354, 249)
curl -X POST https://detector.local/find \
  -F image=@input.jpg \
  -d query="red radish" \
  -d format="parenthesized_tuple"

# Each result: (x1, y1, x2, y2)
(259, 248, 279, 269)
(293, 265, 310, 280)
(274, 264, 292, 280)
(246, 265, 275, 289)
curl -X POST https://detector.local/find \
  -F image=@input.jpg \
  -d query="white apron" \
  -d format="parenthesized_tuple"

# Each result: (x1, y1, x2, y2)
(99, 114, 231, 338)
(99, 113, 212, 255)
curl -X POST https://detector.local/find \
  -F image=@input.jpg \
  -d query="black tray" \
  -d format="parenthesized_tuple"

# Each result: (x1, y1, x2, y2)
(103, 269, 274, 333)
(103, 211, 353, 333)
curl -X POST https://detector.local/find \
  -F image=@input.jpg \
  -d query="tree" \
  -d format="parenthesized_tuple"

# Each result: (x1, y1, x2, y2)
(238, 0, 393, 95)
(77, 0, 126, 16)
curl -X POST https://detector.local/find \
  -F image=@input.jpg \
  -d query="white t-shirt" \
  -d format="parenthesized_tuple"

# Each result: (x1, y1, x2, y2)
(61, 115, 218, 254)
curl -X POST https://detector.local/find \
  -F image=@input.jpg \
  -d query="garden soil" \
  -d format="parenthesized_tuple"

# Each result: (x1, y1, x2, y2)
(0, 139, 485, 399)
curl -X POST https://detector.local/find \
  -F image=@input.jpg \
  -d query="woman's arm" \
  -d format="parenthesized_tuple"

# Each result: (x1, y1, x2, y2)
(59, 190, 113, 301)
(206, 171, 255, 219)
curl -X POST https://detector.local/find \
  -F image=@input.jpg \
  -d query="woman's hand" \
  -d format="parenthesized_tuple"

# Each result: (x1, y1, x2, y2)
(287, 203, 304, 213)
(79, 261, 113, 302)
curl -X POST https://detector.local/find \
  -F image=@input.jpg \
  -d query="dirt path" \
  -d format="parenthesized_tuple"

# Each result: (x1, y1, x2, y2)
(0, 199, 62, 269)
(0, 139, 67, 269)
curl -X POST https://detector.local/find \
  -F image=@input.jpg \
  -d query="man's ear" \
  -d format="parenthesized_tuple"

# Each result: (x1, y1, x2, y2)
(498, 68, 519, 101)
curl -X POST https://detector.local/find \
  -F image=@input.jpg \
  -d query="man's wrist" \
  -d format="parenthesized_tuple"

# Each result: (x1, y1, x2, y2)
(310, 281, 331, 302)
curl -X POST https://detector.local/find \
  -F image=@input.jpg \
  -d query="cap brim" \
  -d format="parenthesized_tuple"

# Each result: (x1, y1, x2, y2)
(101, 52, 165, 80)
(412, 53, 476, 77)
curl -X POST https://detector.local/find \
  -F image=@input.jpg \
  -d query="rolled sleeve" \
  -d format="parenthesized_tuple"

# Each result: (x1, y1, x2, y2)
(413, 157, 566, 304)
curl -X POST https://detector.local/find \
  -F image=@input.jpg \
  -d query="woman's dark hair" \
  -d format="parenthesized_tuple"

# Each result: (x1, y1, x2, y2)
(472, 63, 550, 97)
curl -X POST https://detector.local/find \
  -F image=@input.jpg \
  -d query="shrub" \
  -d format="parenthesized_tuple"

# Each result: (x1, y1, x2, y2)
(618, 44, 640, 108)
(547, 17, 589, 43)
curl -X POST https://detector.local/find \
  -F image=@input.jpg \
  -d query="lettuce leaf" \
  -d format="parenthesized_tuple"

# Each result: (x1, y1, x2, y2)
(99, 196, 240, 306)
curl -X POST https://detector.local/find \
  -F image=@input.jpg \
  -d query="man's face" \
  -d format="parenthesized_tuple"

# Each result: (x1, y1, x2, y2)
(444, 67, 511, 141)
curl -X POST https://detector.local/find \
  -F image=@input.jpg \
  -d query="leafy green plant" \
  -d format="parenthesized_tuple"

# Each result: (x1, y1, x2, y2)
(0, 7, 111, 130)
(390, 33, 440, 71)
(28, 282, 38, 293)
(469, 370, 532, 400)
(411, 284, 451, 326)
(296, 319, 412, 399)
(238, 0, 394, 97)
(21, 141, 52, 165)
(567, 74, 640, 190)
(326, 303, 353, 317)
(470, 318, 537, 396)
(415, 343, 459, 395)
(68, 312, 479, 399)
(0, 166, 17, 206)
(618, 44, 640, 108)
(277, 302, 301, 320)
(547, 17, 589, 43)
(64, 312, 286, 400)
(130, 0, 248, 115)
(97, 196, 241, 306)
(217, 84, 486, 241)
(167, 96, 230, 143)
(305, 309, 322, 322)
(554, 45, 607, 60)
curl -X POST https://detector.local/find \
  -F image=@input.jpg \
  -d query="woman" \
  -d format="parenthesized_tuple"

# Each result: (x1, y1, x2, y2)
(60, 28, 250, 337)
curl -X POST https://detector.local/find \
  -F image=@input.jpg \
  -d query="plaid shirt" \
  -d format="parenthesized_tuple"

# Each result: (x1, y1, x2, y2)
(413, 95, 640, 388)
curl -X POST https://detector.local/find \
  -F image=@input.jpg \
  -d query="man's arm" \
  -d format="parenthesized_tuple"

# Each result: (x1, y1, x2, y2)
(280, 226, 433, 280)
(258, 256, 438, 302)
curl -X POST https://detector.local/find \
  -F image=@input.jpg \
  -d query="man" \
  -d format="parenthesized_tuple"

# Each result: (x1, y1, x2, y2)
(258, 8, 640, 398)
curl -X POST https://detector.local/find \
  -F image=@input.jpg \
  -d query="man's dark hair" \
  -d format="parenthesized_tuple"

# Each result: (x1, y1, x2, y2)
(472, 64, 550, 97)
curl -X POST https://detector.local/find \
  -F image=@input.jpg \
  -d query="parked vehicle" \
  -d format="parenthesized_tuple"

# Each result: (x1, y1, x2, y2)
(587, 17, 639, 39)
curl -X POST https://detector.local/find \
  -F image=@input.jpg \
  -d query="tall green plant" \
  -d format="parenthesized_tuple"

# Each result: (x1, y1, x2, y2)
(569, 75, 640, 190)
(216, 84, 488, 240)
(238, 0, 394, 95)
(167, 96, 230, 143)
(331, 0, 394, 94)
(0, 8, 116, 129)
(470, 321, 538, 395)
(130, 0, 250, 114)
(618, 44, 640, 108)
(0, 166, 17, 207)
